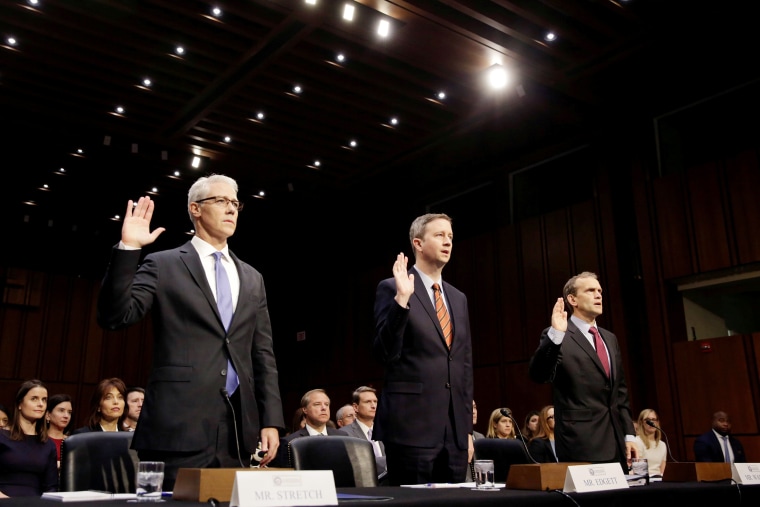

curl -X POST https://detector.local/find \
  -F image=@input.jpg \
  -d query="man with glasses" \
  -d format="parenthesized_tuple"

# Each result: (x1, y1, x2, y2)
(97, 174, 284, 490)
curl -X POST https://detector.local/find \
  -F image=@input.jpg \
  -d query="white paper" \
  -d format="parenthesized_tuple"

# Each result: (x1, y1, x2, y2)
(42, 491, 136, 502)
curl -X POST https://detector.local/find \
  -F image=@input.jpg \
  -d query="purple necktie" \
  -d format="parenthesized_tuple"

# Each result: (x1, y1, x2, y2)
(214, 252, 238, 394)
(589, 326, 610, 377)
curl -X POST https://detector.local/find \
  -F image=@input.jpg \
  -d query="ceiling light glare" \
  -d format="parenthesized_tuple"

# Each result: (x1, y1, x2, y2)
(223, 136, 231, 143)
(390, 117, 398, 125)
(343, 4, 355, 21)
(336, 53, 345, 63)
(191, 156, 201, 168)
(437, 91, 446, 100)
(349, 140, 357, 148)
(544, 32, 556, 42)
(488, 64, 509, 89)
(293, 85, 302, 94)
(256, 112, 265, 120)
(377, 19, 390, 37)
(175, 46, 185, 55)
(6, 36, 18, 46)
(142, 78, 152, 87)
(115, 106, 125, 114)
(305, 0, 317, 4)
(314, 160, 321, 167)
(211, 6, 222, 17)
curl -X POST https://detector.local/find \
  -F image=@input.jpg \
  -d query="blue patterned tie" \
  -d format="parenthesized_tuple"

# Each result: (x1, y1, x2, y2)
(214, 252, 238, 394)
(722, 435, 731, 463)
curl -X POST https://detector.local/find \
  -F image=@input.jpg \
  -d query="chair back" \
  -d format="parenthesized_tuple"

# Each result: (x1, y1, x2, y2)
(473, 438, 531, 483)
(60, 431, 139, 493)
(288, 436, 378, 487)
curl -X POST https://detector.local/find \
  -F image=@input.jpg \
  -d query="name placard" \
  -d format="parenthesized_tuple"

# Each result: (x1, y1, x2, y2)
(563, 463, 629, 493)
(732, 463, 760, 485)
(230, 470, 338, 507)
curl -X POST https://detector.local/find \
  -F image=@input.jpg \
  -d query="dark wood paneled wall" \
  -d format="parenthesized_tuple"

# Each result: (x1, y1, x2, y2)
(2, 142, 760, 460)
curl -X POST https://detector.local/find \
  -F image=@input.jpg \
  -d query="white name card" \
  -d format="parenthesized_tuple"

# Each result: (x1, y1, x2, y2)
(563, 463, 629, 493)
(230, 470, 337, 507)
(732, 463, 760, 485)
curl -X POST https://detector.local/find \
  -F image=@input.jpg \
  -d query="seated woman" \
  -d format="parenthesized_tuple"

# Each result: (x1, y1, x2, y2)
(486, 408, 517, 439)
(45, 394, 73, 467)
(72, 378, 127, 434)
(528, 405, 558, 463)
(634, 408, 667, 479)
(0, 379, 58, 497)
(0, 404, 9, 429)
(520, 410, 540, 442)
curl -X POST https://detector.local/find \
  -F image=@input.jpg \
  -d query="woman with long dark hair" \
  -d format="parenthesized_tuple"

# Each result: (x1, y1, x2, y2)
(0, 379, 58, 497)
(72, 378, 128, 433)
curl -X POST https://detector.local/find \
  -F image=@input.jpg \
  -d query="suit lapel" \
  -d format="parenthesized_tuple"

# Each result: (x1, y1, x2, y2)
(567, 321, 609, 378)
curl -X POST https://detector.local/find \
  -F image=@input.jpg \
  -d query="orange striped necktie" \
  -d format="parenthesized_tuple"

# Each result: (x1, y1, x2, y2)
(432, 283, 452, 348)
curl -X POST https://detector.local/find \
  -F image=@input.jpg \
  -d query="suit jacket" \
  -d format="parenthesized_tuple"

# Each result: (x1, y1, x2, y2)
(341, 420, 387, 477)
(97, 242, 284, 453)
(372, 270, 473, 449)
(270, 426, 348, 467)
(528, 319, 634, 464)
(693, 430, 746, 463)
(528, 437, 558, 463)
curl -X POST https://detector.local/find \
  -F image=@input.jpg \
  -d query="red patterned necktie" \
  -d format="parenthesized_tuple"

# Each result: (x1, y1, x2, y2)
(589, 326, 610, 377)
(432, 283, 452, 348)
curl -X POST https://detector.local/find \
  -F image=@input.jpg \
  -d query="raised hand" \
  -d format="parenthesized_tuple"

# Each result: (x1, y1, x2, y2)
(121, 196, 165, 248)
(550, 297, 568, 332)
(393, 252, 414, 307)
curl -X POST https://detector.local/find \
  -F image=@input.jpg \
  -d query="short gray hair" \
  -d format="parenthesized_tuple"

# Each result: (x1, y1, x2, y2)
(408, 213, 452, 256)
(186, 174, 238, 225)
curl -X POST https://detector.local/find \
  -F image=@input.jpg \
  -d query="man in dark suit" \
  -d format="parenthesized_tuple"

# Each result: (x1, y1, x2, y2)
(270, 389, 347, 468)
(97, 174, 284, 489)
(694, 411, 746, 463)
(529, 272, 637, 472)
(373, 213, 474, 485)
(341, 386, 387, 482)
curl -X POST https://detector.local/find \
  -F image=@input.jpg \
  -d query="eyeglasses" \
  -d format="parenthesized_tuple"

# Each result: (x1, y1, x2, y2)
(195, 196, 244, 211)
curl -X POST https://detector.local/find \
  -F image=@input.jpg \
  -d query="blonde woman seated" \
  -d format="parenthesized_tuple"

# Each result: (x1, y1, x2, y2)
(486, 408, 516, 439)
(527, 405, 558, 463)
(634, 408, 667, 479)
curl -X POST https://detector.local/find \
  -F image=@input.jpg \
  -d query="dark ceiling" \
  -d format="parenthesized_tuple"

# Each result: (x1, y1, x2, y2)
(1, 0, 758, 268)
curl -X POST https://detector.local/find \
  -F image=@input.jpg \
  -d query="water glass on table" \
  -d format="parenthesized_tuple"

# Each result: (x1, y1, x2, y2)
(474, 459, 496, 489)
(136, 461, 165, 502)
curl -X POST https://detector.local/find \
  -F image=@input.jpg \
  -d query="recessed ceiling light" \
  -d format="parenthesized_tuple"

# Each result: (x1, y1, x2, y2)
(314, 160, 321, 167)
(6, 36, 18, 47)
(390, 117, 398, 125)
(349, 140, 357, 148)
(142, 78, 152, 87)
(336, 53, 345, 63)
(377, 19, 390, 37)
(437, 91, 446, 100)
(544, 32, 557, 42)
(223, 136, 231, 143)
(175, 46, 185, 55)
(257, 112, 265, 120)
(293, 84, 302, 94)
(343, 4, 355, 21)
(211, 6, 222, 18)
(487, 64, 509, 89)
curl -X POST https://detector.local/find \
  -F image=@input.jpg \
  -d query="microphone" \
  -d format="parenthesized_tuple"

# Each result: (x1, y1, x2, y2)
(220, 388, 247, 468)
(645, 420, 680, 463)
(500, 409, 540, 464)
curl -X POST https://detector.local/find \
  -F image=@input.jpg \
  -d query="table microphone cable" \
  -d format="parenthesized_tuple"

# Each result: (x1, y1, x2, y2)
(221, 388, 247, 468)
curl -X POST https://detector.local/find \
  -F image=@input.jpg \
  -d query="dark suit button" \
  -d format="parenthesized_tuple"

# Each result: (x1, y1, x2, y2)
(222, 369, 227, 376)
(445, 382, 451, 389)
(448, 355, 453, 361)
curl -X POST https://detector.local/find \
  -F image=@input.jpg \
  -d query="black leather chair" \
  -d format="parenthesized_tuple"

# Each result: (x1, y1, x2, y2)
(288, 435, 378, 487)
(60, 431, 139, 493)
(473, 438, 532, 484)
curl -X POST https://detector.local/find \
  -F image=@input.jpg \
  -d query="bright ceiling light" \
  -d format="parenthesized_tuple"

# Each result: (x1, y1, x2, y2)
(377, 19, 390, 37)
(487, 64, 510, 89)
(343, 4, 355, 21)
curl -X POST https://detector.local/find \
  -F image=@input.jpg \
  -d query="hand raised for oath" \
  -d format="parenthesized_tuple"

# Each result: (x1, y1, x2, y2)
(121, 196, 166, 249)
(392, 252, 414, 307)
(551, 297, 568, 332)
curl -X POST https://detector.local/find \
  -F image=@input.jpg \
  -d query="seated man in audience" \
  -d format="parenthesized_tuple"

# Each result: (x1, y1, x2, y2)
(341, 386, 387, 483)
(336, 404, 356, 428)
(269, 389, 347, 467)
(123, 387, 144, 432)
(694, 410, 746, 463)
